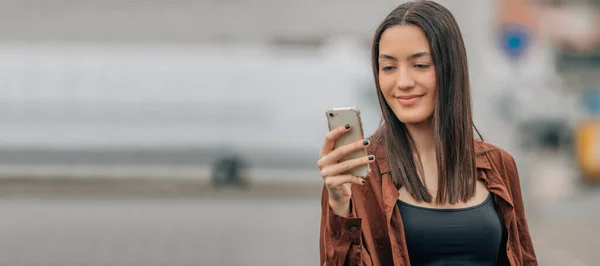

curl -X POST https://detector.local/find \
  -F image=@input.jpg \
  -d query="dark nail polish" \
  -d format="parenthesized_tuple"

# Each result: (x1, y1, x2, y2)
(363, 140, 369, 146)
(361, 179, 366, 184)
(368, 155, 374, 161)
(345, 124, 350, 129)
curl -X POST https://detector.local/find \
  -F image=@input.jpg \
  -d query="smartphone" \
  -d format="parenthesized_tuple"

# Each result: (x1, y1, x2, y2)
(325, 106, 370, 177)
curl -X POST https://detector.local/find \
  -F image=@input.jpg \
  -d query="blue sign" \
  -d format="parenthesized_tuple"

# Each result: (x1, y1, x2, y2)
(500, 23, 531, 60)
(583, 88, 600, 115)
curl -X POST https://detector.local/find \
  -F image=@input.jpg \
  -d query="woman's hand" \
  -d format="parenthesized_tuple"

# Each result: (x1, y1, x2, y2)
(318, 124, 374, 217)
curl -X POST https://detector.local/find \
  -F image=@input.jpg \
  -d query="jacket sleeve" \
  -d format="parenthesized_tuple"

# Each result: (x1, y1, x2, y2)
(319, 185, 373, 266)
(505, 154, 538, 265)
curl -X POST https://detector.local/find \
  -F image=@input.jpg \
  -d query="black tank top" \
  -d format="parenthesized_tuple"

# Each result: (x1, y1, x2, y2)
(397, 193, 503, 266)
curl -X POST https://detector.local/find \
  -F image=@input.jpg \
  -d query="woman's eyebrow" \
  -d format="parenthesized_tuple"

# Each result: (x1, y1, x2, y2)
(379, 52, 431, 61)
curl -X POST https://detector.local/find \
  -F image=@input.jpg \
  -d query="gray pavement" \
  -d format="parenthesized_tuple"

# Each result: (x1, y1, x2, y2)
(0, 196, 321, 266)
(0, 192, 596, 266)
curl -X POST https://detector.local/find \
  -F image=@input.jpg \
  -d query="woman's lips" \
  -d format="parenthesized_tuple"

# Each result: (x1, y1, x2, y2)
(395, 95, 423, 105)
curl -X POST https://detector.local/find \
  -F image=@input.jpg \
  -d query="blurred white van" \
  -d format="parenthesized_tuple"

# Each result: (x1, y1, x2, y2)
(0, 40, 381, 180)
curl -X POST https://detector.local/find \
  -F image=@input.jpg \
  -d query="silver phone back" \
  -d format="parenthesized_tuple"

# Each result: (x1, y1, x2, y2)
(325, 107, 370, 177)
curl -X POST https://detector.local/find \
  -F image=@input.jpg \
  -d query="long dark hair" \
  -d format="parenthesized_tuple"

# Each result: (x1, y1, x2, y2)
(370, 0, 483, 204)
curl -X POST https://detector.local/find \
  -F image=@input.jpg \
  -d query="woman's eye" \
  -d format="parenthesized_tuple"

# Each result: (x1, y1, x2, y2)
(415, 64, 431, 69)
(382, 66, 396, 71)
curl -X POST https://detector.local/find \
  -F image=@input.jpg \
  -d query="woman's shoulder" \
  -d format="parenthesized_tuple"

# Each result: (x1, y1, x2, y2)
(475, 140, 517, 166)
(475, 140, 520, 184)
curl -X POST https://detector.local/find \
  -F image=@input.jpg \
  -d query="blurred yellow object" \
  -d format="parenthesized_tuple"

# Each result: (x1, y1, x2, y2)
(576, 119, 600, 181)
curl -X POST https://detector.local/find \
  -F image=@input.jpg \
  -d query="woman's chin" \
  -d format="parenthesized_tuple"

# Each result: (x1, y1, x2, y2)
(393, 110, 432, 126)
(399, 118, 428, 126)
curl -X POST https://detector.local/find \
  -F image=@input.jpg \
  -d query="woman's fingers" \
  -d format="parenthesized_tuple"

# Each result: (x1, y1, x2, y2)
(318, 124, 373, 198)
(319, 138, 370, 168)
(320, 155, 375, 178)
(319, 124, 351, 158)
(324, 174, 365, 189)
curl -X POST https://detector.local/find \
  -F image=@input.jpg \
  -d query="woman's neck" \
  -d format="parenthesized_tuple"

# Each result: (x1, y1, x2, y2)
(406, 120, 435, 158)
(406, 119, 438, 189)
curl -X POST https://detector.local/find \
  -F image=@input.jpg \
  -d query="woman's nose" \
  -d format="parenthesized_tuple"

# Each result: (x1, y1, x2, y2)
(395, 69, 415, 90)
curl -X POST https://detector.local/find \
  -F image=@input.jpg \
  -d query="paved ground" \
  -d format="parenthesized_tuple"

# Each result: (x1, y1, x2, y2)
(0, 188, 597, 266)
(0, 195, 321, 266)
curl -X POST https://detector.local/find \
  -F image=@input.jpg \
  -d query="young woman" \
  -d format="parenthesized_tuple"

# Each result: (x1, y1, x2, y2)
(317, 1, 537, 265)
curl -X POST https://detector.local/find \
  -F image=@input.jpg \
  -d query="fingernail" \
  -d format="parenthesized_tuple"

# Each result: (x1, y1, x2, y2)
(368, 155, 375, 161)
(363, 139, 369, 146)
(345, 124, 350, 129)
(361, 179, 366, 184)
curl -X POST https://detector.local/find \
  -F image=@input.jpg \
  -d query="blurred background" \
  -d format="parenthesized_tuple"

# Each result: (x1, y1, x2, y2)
(0, 0, 597, 265)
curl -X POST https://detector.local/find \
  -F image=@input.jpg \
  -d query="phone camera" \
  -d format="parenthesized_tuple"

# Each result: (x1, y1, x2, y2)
(329, 113, 334, 117)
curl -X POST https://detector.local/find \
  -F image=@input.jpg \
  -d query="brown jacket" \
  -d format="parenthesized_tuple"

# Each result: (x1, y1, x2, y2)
(319, 141, 537, 266)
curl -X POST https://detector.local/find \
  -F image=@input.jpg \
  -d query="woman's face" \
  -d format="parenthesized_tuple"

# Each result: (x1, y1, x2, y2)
(377, 25, 437, 126)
